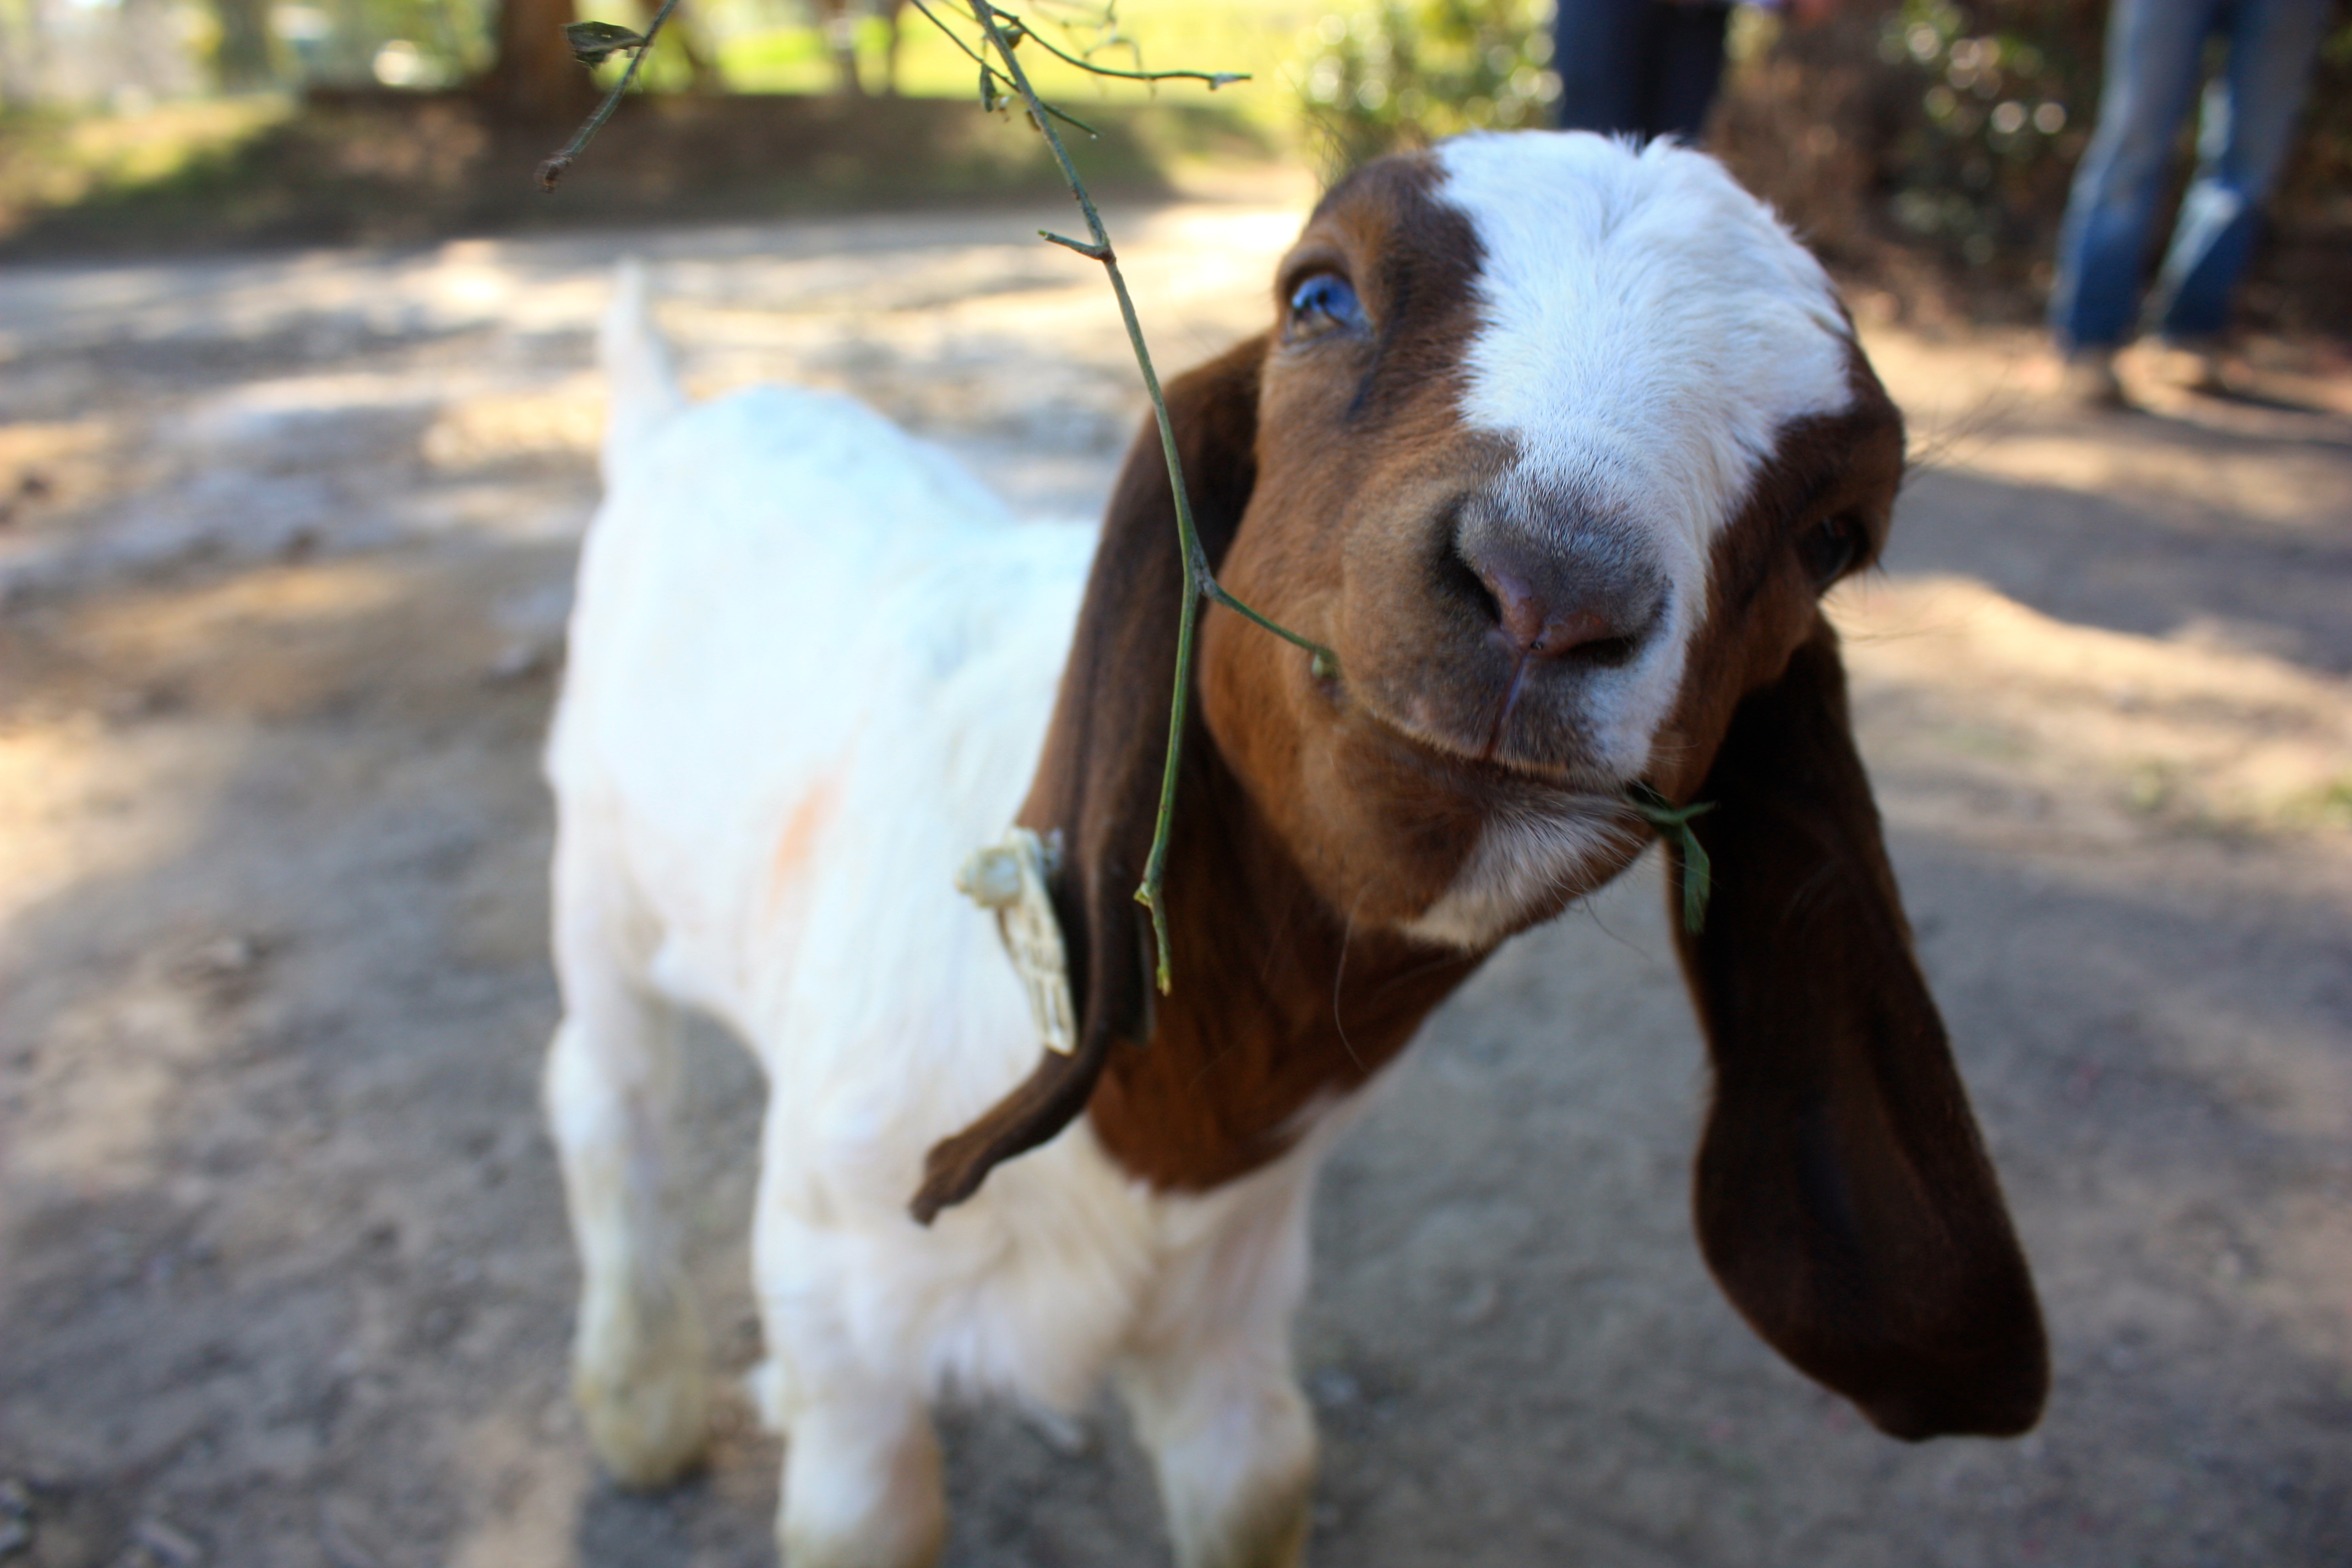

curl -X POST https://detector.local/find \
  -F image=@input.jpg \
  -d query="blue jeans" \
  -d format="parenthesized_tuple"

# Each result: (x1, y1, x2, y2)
(1555, 0, 1732, 143)
(2049, 0, 2332, 352)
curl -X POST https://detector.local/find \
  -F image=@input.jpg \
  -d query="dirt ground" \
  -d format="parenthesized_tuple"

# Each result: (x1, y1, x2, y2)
(1, 188, 2348, 1568)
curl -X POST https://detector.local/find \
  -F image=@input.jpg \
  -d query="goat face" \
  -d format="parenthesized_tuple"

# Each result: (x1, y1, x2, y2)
(1202, 133, 1904, 947)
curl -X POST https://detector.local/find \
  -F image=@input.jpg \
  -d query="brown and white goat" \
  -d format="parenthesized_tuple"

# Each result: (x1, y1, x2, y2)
(545, 132, 2047, 1567)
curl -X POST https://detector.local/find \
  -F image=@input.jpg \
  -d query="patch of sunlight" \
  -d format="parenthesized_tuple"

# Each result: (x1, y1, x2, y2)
(1936, 435, 2345, 529)
(75, 559, 412, 658)
(421, 389, 605, 471)
(1116, 204, 1305, 307)
(0, 417, 110, 477)
(0, 719, 248, 1189)
(0, 234, 613, 360)
(0, 721, 231, 920)
(0, 418, 116, 541)
(1856, 320, 2039, 421)
(4, 955, 222, 1189)
(1854, 323, 2352, 526)
(444, 1405, 592, 1568)
(1831, 573, 2352, 843)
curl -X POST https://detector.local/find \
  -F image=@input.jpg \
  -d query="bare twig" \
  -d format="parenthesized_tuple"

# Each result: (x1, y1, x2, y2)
(1004, 13, 1242, 88)
(911, 0, 1244, 89)
(934, 0, 1333, 994)
(537, 0, 683, 193)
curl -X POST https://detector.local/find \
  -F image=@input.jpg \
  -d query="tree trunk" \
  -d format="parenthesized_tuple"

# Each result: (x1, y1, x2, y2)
(208, 0, 277, 91)
(0, 2, 35, 111)
(481, 0, 599, 122)
(818, 0, 865, 96)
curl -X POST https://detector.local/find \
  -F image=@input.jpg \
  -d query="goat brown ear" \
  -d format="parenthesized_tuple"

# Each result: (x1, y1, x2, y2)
(1667, 617, 2048, 1439)
(910, 333, 1270, 1224)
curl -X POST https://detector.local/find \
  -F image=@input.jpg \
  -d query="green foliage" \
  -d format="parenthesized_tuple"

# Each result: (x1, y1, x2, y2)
(1874, 0, 2104, 266)
(566, 20, 650, 65)
(1295, 0, 1559, 168)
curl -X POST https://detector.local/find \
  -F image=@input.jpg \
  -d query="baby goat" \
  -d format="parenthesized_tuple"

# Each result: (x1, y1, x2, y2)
(545, 132, 2047, 1567)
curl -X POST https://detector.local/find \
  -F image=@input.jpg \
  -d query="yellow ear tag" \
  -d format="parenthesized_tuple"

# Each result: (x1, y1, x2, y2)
(955, 827, 1078, 1057)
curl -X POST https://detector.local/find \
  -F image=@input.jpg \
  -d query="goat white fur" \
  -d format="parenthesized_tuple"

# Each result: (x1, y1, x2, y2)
(546, 133, 2045, 1568)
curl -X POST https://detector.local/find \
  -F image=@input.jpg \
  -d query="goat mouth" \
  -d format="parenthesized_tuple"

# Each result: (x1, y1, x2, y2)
(1352, 687, 1623, 797)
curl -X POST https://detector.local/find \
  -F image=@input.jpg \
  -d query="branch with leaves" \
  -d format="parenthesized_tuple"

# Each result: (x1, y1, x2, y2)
(536, 0, 683, 192)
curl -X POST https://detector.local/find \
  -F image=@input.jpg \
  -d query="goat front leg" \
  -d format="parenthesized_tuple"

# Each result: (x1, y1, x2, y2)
(1120, 1328, 1317, 1568)
(766, 1369, 945, 1568)
(750, 1283, 946, 1561)
(545, 889, 709, 1486)
(1119, 1178, 1321, 1568)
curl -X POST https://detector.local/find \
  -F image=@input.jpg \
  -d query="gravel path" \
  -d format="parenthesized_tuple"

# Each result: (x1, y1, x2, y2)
(1, 197, 2346, 1567)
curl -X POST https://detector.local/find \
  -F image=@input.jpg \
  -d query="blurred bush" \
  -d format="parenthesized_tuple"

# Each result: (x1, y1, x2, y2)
(1868, 0, 2104, 271)
(0, 92, 1199, 257)
(1712, 0, 2352, 331)
(1281, 0, 2348, 330)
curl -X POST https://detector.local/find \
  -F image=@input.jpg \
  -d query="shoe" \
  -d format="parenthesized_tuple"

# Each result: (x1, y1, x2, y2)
(2057, 349, 2127, 410)
(2145, 339, 2228, 394)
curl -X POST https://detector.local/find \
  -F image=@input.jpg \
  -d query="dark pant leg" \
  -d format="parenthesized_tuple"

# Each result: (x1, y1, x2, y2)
(1650, 2, 1731, 143)
(2147, 0, 2332, 338)
(2047, 0, 2222, 352)
(1555, 0, 1658, 137)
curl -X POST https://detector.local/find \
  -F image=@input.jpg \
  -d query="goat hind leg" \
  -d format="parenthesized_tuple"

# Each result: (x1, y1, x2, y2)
(545, 915, 710, 1485)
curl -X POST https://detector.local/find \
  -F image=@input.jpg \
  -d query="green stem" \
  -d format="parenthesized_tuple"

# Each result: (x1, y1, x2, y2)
(1627, 783, 1715, 935)
(536, 0, 682, 192)
(957, 0, 1332, 993)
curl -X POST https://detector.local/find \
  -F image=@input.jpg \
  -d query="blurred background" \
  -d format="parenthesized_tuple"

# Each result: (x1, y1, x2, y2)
(2, 3, 2349, 1566)
(0, 0, 2345, 328)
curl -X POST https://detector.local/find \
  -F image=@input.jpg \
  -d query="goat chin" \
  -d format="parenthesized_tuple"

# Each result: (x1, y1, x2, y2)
(545, 130, 2047, 1568)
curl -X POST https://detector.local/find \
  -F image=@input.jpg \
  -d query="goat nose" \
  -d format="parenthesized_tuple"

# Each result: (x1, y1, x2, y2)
(1461, 536, 1660, 663)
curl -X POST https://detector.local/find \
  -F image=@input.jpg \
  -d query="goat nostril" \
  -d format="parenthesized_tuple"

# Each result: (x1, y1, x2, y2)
(1482, 565, 1545, 650)
(1469, 554, 1646, 664)
(1528, 606, 1613, 657)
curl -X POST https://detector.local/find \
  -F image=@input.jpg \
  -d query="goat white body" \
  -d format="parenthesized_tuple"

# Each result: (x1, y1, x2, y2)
(548, 310, 1331, 1558)
(546, 135, 2046, 1567)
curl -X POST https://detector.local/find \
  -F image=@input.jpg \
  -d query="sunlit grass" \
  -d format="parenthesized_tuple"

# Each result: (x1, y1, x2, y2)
(0, 96, 294, 230)
(715, 1, 1346, 134)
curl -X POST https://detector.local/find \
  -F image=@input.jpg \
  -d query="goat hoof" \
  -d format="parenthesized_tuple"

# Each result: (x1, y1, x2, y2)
(576, 1367, 711, 1488)
(572, 1300, 712, 1487)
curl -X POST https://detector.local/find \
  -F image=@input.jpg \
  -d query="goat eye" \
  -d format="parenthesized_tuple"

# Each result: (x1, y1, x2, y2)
(1286, 273, 1363, 340)
(1800, 513, 1865, 589)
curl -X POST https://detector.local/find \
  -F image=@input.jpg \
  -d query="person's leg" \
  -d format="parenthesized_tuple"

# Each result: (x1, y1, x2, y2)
(1648, 1, 1732, 143)
(2047, 0, 2219, 357)
(2147, 0, 2332, 342)
(1556, 0, 1663, 137)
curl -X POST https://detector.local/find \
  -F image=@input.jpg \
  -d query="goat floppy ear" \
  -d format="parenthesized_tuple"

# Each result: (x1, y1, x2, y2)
(1667, 617, 2048, 1439)
(911, 333, 1270, 1224)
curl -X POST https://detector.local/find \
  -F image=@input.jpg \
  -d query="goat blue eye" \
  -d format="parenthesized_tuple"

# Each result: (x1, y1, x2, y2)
(1287, 274, 1363, 336)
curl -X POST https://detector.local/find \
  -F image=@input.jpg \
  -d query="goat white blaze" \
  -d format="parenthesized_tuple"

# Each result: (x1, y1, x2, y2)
(1402, 133, 1856, 950)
